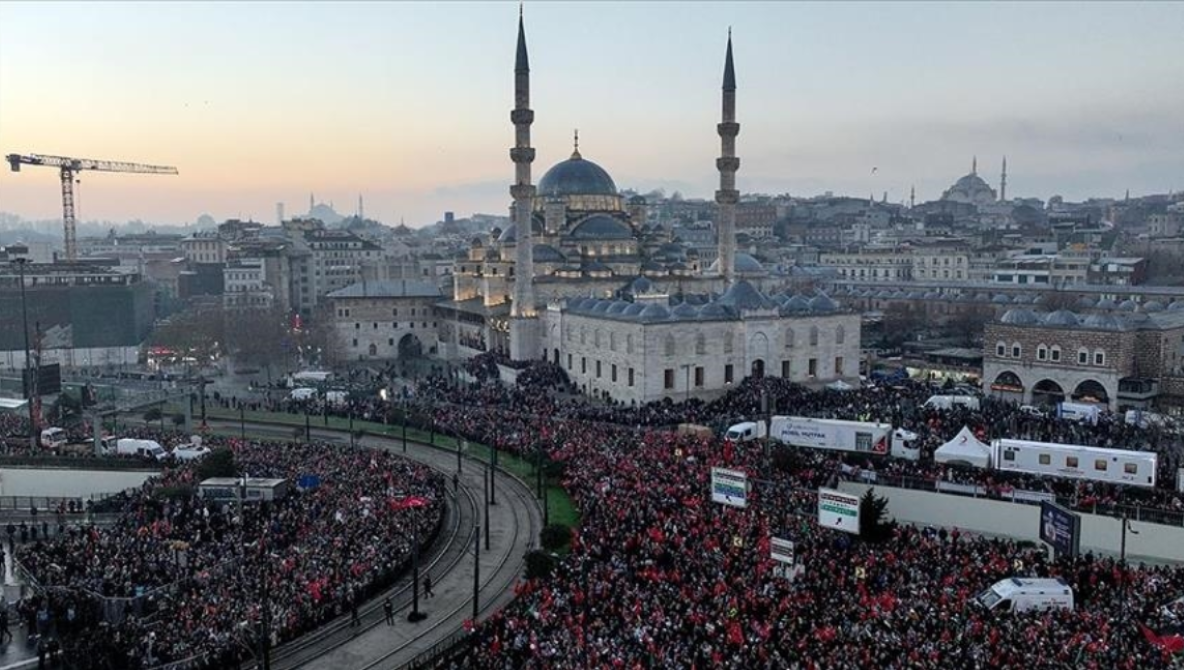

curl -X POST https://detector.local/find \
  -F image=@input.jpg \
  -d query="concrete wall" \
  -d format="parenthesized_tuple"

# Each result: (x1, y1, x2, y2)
(839, 481, 1184, 564)
(0, 468, 153, 498)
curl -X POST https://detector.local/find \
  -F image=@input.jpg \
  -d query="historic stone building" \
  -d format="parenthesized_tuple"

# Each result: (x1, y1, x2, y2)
(982, 307, 1184, 411)
(326, 280, 443, 361)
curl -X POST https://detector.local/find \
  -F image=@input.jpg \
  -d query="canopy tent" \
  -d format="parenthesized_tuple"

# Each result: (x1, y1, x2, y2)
(825, 380, 855, 392)
(934, 426, 992, 469)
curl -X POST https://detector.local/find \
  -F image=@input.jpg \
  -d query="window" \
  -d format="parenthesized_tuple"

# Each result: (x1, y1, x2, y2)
(1003, 450, 1016, 462)
(835, 357, 844, 375)
(626, 334, 634, 354)
(785, 328, 795, 349)
(1051, 346, 1061, 362)
(1095, 460, 1108, 471)
(996, 342, 1006, 357)
(835, 325, 845, 345)
(664, 369, 675, 389)
(1037, 345, 1047, 361)
(1012, 344, 1021, 358)
(724, 364, 734, 384)
(355, 323, 360, 330)
(392, 308, 398, 317)
(1124, 463, 1138, 475)
(373, 323, 378, 329)
(1078, 349, 1089, 365)
(1094, 350, 1105, 366)
(611, 365, 617, 383)
(724, 333, 734, 354)
(1039, 454, 1051, 465)
(594, 330, 601, 347)
(665, 334, 677, 357)
(567, 354, 572, 370)
(388, 338, 394, 346)
(610, 332, 617, 352)
(808, 358, 818, 377)
(628, 368, 634, 387)
(809, 327, 819, 346)
(596, 360, 602, 378)
(782, 360, 790, 378)
(352, 338, 358, 347)
(581, 357, 587, 374)
(580, 328, 586, 345)
(1066, 457, 1079, 469)
(694, 367, 704, 387)
(696, 333, 707, 355)
(411, 308, 416, 316)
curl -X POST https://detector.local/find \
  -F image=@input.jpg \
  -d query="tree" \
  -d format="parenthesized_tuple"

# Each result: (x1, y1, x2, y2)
(540, 524, 570, 552)
(299, 303, 346, 368)
(148, 303, 227, 367)
(859, 487, 894, 543)
(225, 304, 293, 375)
(946, 303, 994, 347)
(524, 549, 557, 580)
(196, 448, 237, 479)
(881, 303, 925, 347)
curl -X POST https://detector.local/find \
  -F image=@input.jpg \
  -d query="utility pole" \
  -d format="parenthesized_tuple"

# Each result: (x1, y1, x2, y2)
(240, 405, 246, 439)
(484, 460, 491, 551)
(304, 406, 310, 442)
(408, 503, 426, 622)
(472, 523, 481, 621)
(490, 445, 498, 506)
(15, 258, 36, 451)
(402, 399, 408, 453)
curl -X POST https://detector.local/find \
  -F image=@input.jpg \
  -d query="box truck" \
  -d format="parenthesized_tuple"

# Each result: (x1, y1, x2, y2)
(769, 416, 920, 460)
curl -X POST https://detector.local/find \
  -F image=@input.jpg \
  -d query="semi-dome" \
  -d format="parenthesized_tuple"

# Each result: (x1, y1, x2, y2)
(1000, 308, 1040, 326)
(1044, 309, 1080, 327)
(638, 302, 670, 321)
(1144, 300, 1166, 312)
(1095, 298, 1118, 311)
(538, 154, 618, 198)
(606, 300, 630, 315)
(671, 302, 700, 319)
(624, 303, 646, 316)
(1076, 296, 1096, 309)
(717, 280, 775, 310)
(699, 302, 730, 320)
(783, 295, 812, 312)
(1117, 299, 1138, 312)
(707, 252, 766, 275)
(809, 294, 839, 312)
(591, 300, 612, 313)
(533, 244, 566, 263)
(992, 294, 1012, 305)
(571, 214, 633, 240)
(497, 215, 544, 243)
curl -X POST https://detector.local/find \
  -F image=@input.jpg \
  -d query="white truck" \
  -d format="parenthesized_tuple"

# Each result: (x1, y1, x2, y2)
(977, 577, 1074, 613)
(1057, 401, 1100, 424)
(769, 416, 920, 460)
(111, 438, 169, 462)
(724, 421, 767, 443)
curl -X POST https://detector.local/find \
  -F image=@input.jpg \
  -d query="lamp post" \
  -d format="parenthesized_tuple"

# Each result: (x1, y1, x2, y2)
(1120, 513, 1139, 562)
(472, 523, 481, 621)
(14, 258, 36, 451)
(681, 363, 693, 404)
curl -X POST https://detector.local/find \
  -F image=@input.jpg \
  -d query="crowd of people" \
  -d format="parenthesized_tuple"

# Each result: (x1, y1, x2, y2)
(391, 363, 1184, 668)
(11, 431, 444, 669)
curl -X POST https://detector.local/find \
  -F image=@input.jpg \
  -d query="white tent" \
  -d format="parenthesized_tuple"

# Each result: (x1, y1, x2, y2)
(826, 379, 855, 392)
(934, 426, 992, 469)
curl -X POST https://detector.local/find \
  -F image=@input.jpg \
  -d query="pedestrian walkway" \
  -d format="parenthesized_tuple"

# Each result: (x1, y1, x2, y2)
(0, 544, 41, 670)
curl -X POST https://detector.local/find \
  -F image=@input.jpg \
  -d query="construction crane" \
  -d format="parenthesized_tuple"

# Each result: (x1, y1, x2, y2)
(6, 153, 179, 262)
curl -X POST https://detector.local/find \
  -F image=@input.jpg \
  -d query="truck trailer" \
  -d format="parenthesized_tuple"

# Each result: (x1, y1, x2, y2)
(769, 416, 920, 460)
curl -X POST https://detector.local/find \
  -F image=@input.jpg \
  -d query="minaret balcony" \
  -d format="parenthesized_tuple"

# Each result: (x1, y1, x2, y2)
(716, 157, 740, 172)
(715, 189, 739, 205)
(509, 148, 536, 163)
(510, 184, 537, 199)
(717, 122, 741, 137)
(511, 109, 535, 125)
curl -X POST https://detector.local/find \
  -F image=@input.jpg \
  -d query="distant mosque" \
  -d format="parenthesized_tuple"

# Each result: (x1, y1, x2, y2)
(941, 156, 1007, 206)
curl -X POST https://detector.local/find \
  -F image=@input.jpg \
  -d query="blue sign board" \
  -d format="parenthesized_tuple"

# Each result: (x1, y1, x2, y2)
(1039, 501, 1080, 557)
(297, 474, 321, 490)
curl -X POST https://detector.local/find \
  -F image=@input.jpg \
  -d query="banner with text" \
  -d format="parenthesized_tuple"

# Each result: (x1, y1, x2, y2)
(818, 488, 860, 534)
(711, 467, 748, 508)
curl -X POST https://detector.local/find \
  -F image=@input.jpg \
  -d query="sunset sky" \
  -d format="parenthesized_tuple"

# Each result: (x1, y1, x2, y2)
(1, 1, 1182, 228)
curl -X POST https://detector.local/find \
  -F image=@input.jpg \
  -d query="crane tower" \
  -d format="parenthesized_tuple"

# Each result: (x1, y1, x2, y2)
(6, 153, 178, 261)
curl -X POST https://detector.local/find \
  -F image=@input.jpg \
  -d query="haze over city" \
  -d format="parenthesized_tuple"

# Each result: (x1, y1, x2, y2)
(1, 0, 1182, 227)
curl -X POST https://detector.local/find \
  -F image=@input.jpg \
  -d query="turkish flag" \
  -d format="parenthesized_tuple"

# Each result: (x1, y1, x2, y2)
(390, 495, 430, 510)
(1141, 625, 1184, 653)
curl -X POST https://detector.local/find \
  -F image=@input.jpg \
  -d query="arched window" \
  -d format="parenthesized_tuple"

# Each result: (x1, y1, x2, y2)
(785, 328, 795, 349)
(609, 332, 617, 352)
(1093, 349, 1106, 366)
(996, 341, 1006, 357)
(696, 333, 707, 355)
(1036, 344, 1048, 361)
(1050, 345, 1061, 362)
(664, 334, 677, 357)
(724, 332, 734, 354)
(1078, 348, 1089, 365)
(580, 327, 586, 345)
(809, 326, 819, 347)
(626, 334, 634, 354)
(1011, 342, 1022, 358)
(835, 325, 845, 344)
(594, 329, 601, 347)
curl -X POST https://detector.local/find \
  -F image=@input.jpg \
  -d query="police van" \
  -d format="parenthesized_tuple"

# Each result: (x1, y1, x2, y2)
(977, 577, 1074, 613)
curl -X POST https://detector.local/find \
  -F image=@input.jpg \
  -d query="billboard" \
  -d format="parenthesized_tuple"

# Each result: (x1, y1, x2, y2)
(22, 364, 62, 398)
(818, 488, 860, 534)
(1039, 501, 1081, 557)
(770, 537, 795, 565)
(711, 467, 748, 508)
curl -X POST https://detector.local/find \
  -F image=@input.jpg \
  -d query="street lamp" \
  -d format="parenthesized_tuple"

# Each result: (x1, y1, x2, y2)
(14, 258, 36, 451)
(681, 363, 693, 404)
(1120, 513, 1139, 562)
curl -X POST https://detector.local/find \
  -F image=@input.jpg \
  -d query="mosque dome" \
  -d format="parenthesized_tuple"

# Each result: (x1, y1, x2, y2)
(940, 160, 998, 205)
(1000, 308, 1040, 326)
(571, 214, 633, 240)
(538, 153, 618, 198)
(707, 252, 766, 275)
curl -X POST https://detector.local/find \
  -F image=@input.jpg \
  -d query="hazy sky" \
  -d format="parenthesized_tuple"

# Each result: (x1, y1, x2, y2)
(1, 1, 1182, 228)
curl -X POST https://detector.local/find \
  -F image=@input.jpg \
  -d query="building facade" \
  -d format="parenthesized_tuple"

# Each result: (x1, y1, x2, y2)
(327, 280, 443, 361)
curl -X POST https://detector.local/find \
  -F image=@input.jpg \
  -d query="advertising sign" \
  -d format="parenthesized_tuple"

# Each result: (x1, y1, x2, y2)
(770, 537, 795, 565)
(818, 488, 860, 534)
(1039, 500, 1081, 557)
(711, 467, 748, 508)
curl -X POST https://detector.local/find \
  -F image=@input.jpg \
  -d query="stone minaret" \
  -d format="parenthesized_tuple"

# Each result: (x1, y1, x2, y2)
(715, 30, 740, 288)
(1000, 156, 1008, 201)
(509, 7, 539, 360)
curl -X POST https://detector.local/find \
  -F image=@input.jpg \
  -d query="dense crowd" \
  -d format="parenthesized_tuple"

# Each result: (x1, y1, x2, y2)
(398, 364, 1184, 668)
(12, 431, 444, 669)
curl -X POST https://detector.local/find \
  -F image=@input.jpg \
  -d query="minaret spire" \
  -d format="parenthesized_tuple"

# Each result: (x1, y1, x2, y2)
(972, 155, 977, 175)
(358, 193, 364, 219)
(509, 5, 538, 359)
(999, 156, 1007, 201)
(910, 185, 916, 209)
(572, 128, 580, 159)
(716, 29, 740, 288)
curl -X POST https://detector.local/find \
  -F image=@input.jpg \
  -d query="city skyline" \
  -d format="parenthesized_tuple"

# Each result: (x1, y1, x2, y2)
(1, 1, 1182, 228)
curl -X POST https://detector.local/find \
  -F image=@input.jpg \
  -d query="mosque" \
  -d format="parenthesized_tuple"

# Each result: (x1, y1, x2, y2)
(438, 11, 861, 402)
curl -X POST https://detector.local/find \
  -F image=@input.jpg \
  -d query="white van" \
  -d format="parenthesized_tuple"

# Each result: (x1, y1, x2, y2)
(977, 577, 1074, 613)
(114, 438, 169, 462)
(925, 395, 981, 411)
(289, 387, 317, 401)
(724, 421, 766, 443)
(1057, 402, 1100, 424)
(40, 427, 67, 449)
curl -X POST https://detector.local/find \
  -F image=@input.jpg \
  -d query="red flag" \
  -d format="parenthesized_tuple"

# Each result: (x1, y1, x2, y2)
(391, 495, 430, 510)
(1141, 625, 1184, 653)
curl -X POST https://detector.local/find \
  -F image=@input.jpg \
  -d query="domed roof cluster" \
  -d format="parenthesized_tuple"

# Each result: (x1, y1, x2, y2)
(565, 280, 843, 323)
(707, 252, 767, 276)
(538, 154, 618, 198)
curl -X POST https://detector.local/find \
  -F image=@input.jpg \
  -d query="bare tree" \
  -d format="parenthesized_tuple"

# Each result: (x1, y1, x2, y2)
(148, 302, 226, 367)
(946, 303, 995, 347)
(225, 304, 292, 376)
